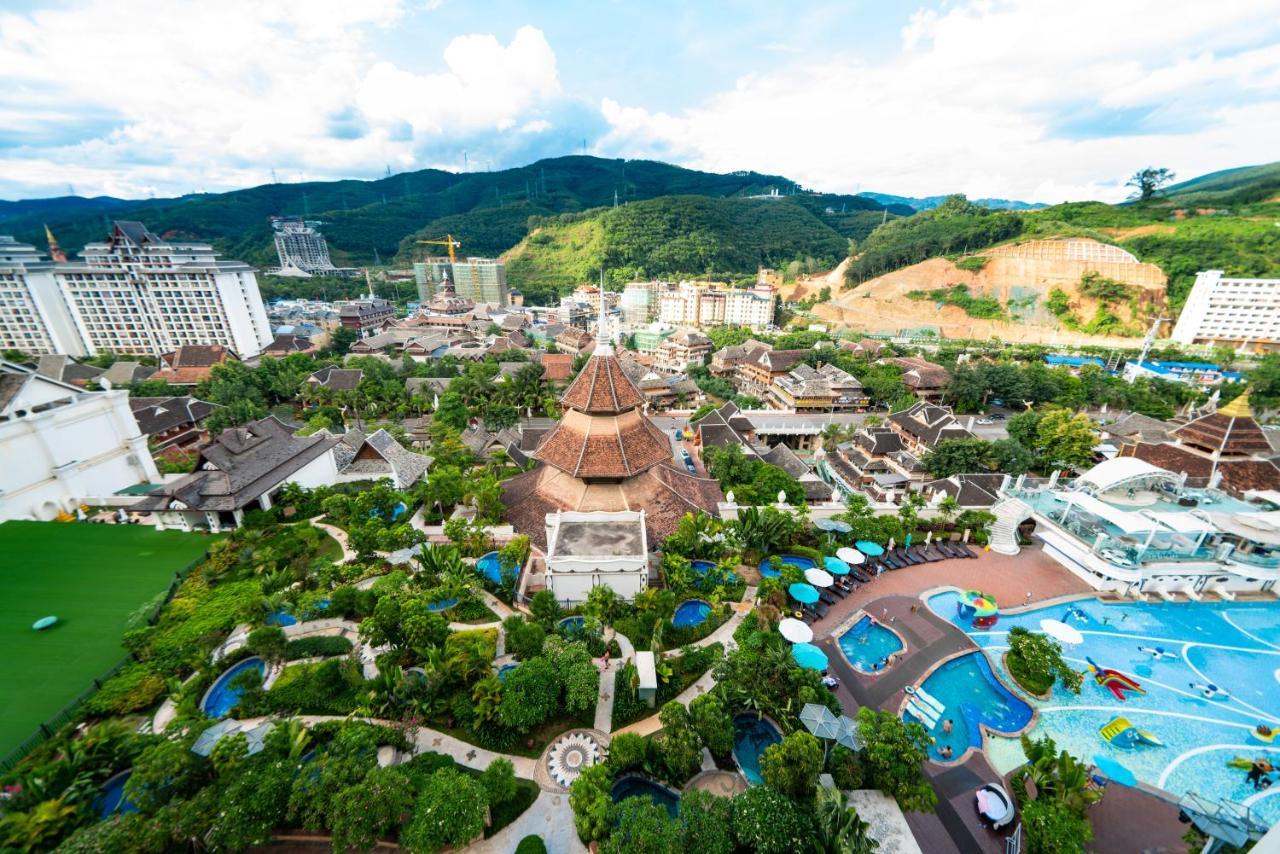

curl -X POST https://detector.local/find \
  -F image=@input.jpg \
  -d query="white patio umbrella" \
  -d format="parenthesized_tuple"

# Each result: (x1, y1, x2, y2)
(805, 568, 835, 588)
(1039, 618, 1084, 645)
(836, 547, 865, 565)
(779, 617, 814, 644)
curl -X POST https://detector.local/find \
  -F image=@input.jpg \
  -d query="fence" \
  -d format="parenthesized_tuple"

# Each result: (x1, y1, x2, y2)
(0, 549, 211, 773)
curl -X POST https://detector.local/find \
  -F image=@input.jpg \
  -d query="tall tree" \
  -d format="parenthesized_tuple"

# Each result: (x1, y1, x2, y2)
(1125, 167, 1176, 201)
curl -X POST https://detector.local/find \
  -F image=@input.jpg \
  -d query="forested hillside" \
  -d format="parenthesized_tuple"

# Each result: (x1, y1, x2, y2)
(2, 156, 897, 271)
(501, 196, 850, 302)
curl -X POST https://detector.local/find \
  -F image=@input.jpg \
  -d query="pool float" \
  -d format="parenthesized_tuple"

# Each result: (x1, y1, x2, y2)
(1138, 646, 1178, 661)
(1190, 682, 1231, 700)
(1253, 725, 1278, 744)
(1100, 717, 1163, 749)
(1086, 657, 1146, 701)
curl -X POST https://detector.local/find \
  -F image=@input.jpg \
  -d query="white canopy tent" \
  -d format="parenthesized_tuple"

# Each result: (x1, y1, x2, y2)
(1076, 457, 1177, 496)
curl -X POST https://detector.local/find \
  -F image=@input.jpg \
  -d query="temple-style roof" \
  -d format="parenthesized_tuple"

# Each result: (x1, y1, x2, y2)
(534, 407, 672, 479)
(559, 354, 647, 414)
(1172, 393, 1271, 456)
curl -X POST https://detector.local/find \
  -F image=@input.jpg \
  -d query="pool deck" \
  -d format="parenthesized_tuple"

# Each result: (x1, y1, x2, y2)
(813, 546, 1190, 854)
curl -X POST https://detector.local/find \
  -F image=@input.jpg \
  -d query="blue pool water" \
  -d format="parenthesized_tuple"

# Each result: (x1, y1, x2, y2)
(906, 650, 1033, 763)
(202, 657, 266, 717)
(672, 599, 711, 629)
(94, 770, 137, 818)
(476, 551, 517, 585)
(927, 591, 1280, 824)
(758, 554, 816, 579)
(839, 615, 905, 674)
(612, 775, 680, 817)
(733, 713, 782, 785)
(498, 663, 518, 681)
(691, 559, 739, 587)
(265, 598, 330, 626)
(424, 596, 458, 612)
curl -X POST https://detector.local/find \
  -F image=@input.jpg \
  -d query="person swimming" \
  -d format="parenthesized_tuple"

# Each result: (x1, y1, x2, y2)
(1139, 646, 1178, 660)
(942, 719, 954, 734)
(940, 745, 954, 759)
(1191, 682, 1231, 699)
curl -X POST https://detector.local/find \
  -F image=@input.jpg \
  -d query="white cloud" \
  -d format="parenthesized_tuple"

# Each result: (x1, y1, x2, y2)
(0, 2, 561, 197)
(595, 0, 1280, 202)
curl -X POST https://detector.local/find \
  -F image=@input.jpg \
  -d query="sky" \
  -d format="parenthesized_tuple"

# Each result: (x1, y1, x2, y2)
(1, 0, 1278, 203)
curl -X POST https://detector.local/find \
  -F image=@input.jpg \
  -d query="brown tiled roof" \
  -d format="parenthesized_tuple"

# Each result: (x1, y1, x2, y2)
(534, 408, 672, 478)
(501, 462, 723, 550)
(891, 356, 950, 389)
(163, 344, 236, 368)
(1128, 442, 1280, 496)
(560, 354, 646, 414)
(1171, 399, 1272, 456)
(541, 353, 574, 381)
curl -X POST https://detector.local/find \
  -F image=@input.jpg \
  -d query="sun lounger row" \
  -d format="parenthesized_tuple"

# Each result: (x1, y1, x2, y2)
(864, 540, 978, 573)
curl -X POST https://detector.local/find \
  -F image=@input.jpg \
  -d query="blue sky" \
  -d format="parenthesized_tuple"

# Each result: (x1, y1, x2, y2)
(0, 1, 1277, 202)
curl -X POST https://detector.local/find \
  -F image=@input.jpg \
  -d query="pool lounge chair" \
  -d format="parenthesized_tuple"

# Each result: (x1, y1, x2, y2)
(894, 548, 918, 566)
(850, 567, 873, 582)
(903, 547, 926, 565)
(934, 541, 957, 558)
(959, 542, 979, 558)
(829, 584, 849, 599)
(804, 601, 830, 620)
(881, 552, 903, 570)
(818, 590, 838, 606)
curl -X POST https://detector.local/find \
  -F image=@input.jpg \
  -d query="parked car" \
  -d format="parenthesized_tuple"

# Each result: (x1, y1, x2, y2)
(976, 418, 994, 425)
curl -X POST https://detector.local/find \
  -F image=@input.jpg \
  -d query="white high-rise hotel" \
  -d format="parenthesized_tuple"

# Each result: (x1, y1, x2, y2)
(0, 222, 273, 358)
(1171, 270, 1280, 351)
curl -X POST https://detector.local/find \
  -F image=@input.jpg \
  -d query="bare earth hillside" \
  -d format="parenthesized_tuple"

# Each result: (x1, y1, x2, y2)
(818, 238, 1166, 345)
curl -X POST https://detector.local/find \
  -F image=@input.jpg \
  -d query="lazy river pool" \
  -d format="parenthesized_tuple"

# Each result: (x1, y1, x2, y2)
(927, 590, 1280, 824)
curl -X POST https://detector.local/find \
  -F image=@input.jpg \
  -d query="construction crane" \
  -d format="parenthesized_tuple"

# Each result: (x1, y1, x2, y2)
(417, 234, 461, 264)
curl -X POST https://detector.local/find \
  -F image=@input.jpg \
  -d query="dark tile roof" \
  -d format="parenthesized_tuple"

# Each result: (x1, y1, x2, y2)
(534, 408, 672, 478)
(129, 396, 220, 435)
(307, 367, 363, 390)
(164, 344, 236, 368)
(923, 473, 1005, 507)
(1129, 442, 1280, 497)
(889, 402, 974, 447)
(891, 356, 950, 389)
(137, 417, 340, 512)
(336, 428, 430, 488)
(1171, 399, 1272, 456)
(264, 334, 313, 354)
(761, 443, 810, 479)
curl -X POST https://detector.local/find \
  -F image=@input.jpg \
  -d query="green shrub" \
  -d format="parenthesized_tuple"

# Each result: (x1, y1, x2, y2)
(285, 635, 353, 660)
(515, 835, 547, 854)
(246, 626, 288, 661)
(84, 663, 167, 716)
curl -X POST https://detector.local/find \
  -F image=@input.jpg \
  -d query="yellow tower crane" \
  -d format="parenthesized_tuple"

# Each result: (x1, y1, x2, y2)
(417, 234, 461, 264)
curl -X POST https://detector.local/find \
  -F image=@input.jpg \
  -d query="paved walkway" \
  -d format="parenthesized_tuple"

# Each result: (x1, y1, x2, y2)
(468, 789, 587, 854)
(309, 516, 357, 563)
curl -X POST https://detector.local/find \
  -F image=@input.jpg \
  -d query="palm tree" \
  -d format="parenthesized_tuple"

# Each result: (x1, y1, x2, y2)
(938, 495, 960, 526)
(471, 675, 503, 727)
(811, 787, 879, 853)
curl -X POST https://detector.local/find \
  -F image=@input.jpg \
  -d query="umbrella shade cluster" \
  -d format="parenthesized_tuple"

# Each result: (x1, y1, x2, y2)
(836, 547, 865, 565)
(823, 556, 851, 575)
(800, 703, 863, 751)
(779, 618, 813, 643)
(792, 643, 829, 670)
(789, 582, 820, 604)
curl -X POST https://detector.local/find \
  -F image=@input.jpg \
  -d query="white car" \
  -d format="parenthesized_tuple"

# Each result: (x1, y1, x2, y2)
(976, 418, 994, 425)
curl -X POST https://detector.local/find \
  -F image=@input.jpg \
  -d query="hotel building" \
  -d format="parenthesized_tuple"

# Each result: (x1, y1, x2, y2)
(0, 223, 273, 358)
(1170, 270, 1280, 351)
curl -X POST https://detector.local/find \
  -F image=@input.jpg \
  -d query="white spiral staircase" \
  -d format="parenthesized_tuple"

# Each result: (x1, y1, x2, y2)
(988, 497, 1032, 556)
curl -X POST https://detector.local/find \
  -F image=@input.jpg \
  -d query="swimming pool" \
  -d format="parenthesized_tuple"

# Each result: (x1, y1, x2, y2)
(424, 596, 458, 612)
(927, 591, 1280, 824)
(264, 598, 331, 626)
(558, 616, 586, 637)
(612, 774, 680, 817)
(672, 599, 711, 629)
(733, 713, 782, 785)
(201, 657, 266, 717)
(758, 554, 816, 579)
(906, 650, 1033, 763)
(476, 551, 518, 585)
(94, 770, 138, 818)
(839, 615, 905, 674)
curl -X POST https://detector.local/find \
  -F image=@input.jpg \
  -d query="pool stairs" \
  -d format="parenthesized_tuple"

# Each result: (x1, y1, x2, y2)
(904, 686, 946, 729)
(1177, 792, 1270, 848)
(989, 498, 1031, 556)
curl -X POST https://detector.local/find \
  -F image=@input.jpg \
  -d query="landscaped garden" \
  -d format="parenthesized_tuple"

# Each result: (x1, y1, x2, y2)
(0, 521, 216, 757)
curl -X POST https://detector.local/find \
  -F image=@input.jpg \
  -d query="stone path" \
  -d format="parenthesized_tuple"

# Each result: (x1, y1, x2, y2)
(467, 790, 587, 854)
(309, 516, 357, 563)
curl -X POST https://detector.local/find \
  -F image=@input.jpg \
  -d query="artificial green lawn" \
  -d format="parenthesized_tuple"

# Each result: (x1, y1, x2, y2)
(0, 521, 216, 756)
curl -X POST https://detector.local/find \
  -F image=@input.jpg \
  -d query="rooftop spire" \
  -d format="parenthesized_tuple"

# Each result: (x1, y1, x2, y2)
(44, 224, 67, 263)
(595, 268, 612, 356)
(1218, 391, 1253, 419)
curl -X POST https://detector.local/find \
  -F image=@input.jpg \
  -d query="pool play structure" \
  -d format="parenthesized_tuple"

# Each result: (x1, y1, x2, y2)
(94, 770, 138, 818)
(838, 614, 904, 674)
(732, 713, 782, 785)
(201, 656, 266, 717)
(672, 599, 711, 629)
(926, 590, 1280, 825)
(758, 554, 816, 579)
(611, 774, 680, 817)
(476, 551, 518, 585)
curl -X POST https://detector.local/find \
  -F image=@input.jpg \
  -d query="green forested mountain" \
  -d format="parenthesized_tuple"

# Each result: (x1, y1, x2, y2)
(1, 156, 897, 270)
(501, 195, 852, 301)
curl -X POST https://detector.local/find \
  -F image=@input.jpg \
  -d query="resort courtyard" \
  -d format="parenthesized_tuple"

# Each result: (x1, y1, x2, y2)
(0, 521, 215, 757)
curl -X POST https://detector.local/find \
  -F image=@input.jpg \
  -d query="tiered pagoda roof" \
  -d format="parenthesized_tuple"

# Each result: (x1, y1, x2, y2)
(1170, 393, 1272, 456)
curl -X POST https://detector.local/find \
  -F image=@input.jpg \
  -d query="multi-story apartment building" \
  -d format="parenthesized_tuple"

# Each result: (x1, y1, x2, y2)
(270, 217, 336, 274)
(768, 363, 869, 412)
(0, 223, 273, 358)
(337, 297, 395, 333)
(653, 328, 712, 373)
(656, 280, 776, 331)
(621, 281, 660, 328)
(735, 348, 809, 396)
(1170, 270, 1280, 351)
(414, 257, 508, 305)
(632, 323, 676, 355)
